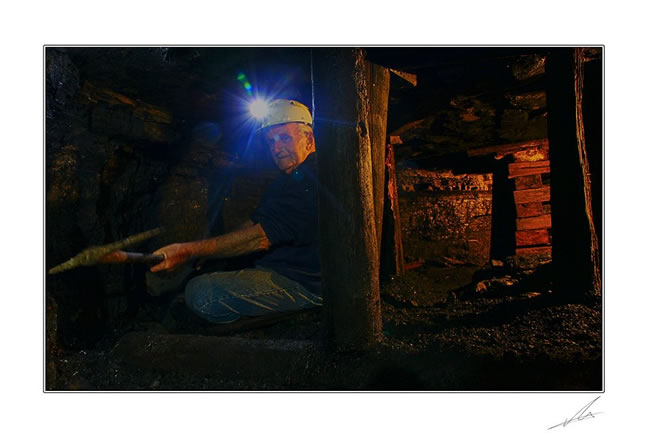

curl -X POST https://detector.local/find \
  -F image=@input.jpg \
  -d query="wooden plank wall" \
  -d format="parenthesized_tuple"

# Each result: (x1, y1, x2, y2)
(470, 138, 552, 256)
(509, 140, 552, 255)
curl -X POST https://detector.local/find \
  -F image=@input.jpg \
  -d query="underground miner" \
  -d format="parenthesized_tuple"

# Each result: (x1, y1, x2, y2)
(149, 99, 323, 325)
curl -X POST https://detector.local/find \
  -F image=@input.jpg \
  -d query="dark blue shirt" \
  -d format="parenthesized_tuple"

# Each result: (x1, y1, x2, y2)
(250, 153, 321, 294)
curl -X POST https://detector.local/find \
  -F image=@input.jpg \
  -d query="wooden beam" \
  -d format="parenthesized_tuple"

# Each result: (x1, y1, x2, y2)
(513, 186, 550, 203)
(516, 202, 544, 218)
(514, 174, 543, 190)
(515, 229, 551, 247)
(508, 160, 550, 178)
(313, 48, 383, 350)
(467, 138, 549, 157)
(517, 214, 552, 230)
(516, 246, 552, 256)
(389, 68, 417, 86)
(389, 119, 425, 137)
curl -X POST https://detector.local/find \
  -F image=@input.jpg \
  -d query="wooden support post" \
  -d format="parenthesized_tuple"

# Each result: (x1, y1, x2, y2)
(508, 161, 550, 178)
(367, 62, 390, 250)
(380, 139, 405, 278)
(546, 47, 602, 301)
(312, 48, 383, 350)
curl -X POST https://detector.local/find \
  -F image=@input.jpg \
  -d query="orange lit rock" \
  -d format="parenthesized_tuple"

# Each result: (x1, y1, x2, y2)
(506, 90, 547, 111)
(511, 54, 546, 81)
(512, 147, 549, 162)
(398, 169, 493, 265)
(82, 82, 175, 143)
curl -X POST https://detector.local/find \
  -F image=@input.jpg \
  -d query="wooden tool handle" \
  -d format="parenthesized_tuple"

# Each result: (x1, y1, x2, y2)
(97, 251, 164, 265)
(122, 252, 165, 265)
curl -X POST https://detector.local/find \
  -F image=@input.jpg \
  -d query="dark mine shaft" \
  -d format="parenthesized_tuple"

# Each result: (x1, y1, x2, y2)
(45, 46, 602, 390)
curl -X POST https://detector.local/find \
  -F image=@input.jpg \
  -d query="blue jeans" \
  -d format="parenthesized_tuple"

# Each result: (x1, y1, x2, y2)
(184, 267, 322, 324)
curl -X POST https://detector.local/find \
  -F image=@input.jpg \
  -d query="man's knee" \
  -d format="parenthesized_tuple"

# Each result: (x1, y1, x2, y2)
(184, 273, 240, 324)
(184, 274, 209, 312)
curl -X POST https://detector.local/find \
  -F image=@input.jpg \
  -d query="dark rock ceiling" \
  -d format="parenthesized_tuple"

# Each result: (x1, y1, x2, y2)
(55, 46, 599, 167)
(62, 46, 552, 121)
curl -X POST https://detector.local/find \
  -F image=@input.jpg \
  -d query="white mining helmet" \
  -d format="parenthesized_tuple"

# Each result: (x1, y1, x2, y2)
(254, 99, 313, 132)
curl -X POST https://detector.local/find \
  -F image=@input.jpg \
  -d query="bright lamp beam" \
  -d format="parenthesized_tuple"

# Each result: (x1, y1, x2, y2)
(249, 98, 270, 119)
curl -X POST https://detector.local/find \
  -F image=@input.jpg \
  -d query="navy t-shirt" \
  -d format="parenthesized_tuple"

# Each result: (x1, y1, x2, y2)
(250, 153, 321, 294)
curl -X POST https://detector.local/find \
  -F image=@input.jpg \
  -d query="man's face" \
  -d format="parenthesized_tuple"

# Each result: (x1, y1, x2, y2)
(263, 123, 314, 174)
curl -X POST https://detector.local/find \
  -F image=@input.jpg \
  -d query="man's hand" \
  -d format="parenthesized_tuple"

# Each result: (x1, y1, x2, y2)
(149, 224, 270, 273)
(149, 242, 194, 272)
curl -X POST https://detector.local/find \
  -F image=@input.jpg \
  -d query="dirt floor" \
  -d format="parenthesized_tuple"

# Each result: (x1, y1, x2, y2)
(47, 259, 602, 391)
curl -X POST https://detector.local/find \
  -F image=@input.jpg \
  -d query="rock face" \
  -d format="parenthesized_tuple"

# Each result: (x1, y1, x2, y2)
(45, 48, 234, 346)
(83, 82, 176, 143)
(511, 54, 546, 81)
(385, 51, 552, 267)
(46, 295, 59, 390)
(397, 169, 493, 265)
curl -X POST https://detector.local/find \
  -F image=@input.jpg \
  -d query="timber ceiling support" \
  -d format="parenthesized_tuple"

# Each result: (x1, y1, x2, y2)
(546, 48, 602, 302)
(367, 61, 390, 255)
(312, 48, 383, 351)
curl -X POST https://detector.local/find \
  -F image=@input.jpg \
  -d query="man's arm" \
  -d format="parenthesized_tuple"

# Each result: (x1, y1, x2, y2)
(235, 219, 255, 230)
(149, 223, 271, 272)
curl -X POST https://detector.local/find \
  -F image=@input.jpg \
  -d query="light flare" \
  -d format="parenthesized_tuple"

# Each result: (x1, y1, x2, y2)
(249, 98, 270, 119)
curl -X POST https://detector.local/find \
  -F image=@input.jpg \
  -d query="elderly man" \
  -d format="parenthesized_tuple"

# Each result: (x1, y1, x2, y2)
(150, 99, 322, 324)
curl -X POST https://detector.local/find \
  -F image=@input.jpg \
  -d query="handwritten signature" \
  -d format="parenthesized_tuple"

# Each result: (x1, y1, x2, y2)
(548, 396, 603, 429)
